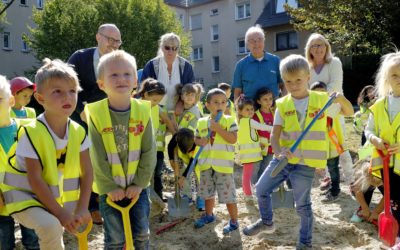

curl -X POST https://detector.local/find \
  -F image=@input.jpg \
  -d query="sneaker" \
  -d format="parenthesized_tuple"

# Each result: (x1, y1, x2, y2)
(194, 214, 216, 229)
(196, 197, 205, 211)
(242, 219, 275, 236)
(222, 220, 239, 234)
(321, 192, 339, 203)
(350, 211, 364, 223)
(296, 242, 313, 250)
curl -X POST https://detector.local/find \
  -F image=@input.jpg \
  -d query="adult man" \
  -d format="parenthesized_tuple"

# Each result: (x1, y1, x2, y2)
(68, 23, 123, 121)
(67, 23, 122, 225)
(233, 25, 283, 101)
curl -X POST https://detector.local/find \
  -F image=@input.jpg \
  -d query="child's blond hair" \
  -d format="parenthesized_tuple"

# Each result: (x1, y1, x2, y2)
(175, 83, 204, 103)
(97, 50, 137, 81)
(0, 75, 11, 98)
(375, 51, 400, 98)
(35, 58, 80, 93)
(280, 54, 310, 80)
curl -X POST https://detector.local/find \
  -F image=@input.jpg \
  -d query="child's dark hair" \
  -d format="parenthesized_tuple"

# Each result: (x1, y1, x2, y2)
(175, 82, 204, 103)
(176, 128, 195, 154)
(236, 95, 254, 111)
(310, 81, 327, 91)
(218, 82, 231, 91)
(206, 88, 226, 103)
(254, 87, 274, 109)
(357, 85, 375, 106)
(137, 78, 166, 97)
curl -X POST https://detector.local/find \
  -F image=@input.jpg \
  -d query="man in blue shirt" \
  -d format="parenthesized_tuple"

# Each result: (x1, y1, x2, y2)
(233, 25, 283, 101)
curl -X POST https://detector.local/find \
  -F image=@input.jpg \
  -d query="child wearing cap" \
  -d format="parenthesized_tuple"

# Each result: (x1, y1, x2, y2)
(10, 77, 36, 119)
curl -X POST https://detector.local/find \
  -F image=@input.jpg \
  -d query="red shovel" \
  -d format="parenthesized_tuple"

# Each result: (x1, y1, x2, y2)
(377, 149, 399, 247)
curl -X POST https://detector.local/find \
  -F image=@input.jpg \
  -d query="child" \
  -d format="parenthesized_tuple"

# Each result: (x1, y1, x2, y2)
(243, 55, 353, 250)
(365, 51, 400, 249)
(253, 87, 275, 179)
(0, 75, 39, 250)
(85, 50, 156, 249)
(9, 76, 36, 118)
(236, 96, 272, 200)
(2, 59, 93, 249)
(218, 82, 236, 116)
(310, 81, 345, 202)
(194, 88, 239, 234)
(174, 83, 203, 131)
(354, 85, 376, 145)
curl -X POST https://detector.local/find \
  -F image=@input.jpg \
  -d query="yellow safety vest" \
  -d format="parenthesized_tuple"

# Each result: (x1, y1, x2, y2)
(2, 119, 84, 215)
(276, 91, 329, 168)
(151, 105, 160, 133)
(370, 97, 400, 175)
(10, 107, 36, 119)
(238, 118, 262, 164)
(156, 105, 167, 152)
(86, 98, 151, 189)
(177, 106, 201, 131)
(196, 115, 236, 173)
(227, 99, 236, 118)
(255, 110, 274, 156)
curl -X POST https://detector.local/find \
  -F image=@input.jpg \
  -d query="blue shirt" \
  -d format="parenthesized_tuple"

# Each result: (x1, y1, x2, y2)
(12, 108, 27, 118)
(232, 52, 282, 100)
(0, 120, 17, 154)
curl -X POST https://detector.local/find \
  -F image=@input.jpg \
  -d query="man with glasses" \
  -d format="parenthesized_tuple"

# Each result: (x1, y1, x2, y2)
(67, 23, 122, 225)
(233, 25, 283, 101)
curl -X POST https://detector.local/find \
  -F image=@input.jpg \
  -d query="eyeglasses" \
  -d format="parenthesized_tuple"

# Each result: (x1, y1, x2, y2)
(99, 33, 122, 46)
(164, 45, 178, 52)
(310, 44, 326, 49)
(247, 38, 264, 44)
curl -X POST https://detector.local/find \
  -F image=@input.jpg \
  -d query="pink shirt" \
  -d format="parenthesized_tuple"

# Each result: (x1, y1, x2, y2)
(253, 110, 274, 154)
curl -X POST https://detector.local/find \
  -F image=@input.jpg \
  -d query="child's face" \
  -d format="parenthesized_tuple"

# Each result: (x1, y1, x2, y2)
(14, 88, 34, 108)
(206, 94, 227, 116)
(98, 59, 136, 100)
(144, 93, 164, 107)
(388, 65, 400, 96)
(239, 104, 254, 118)
(257, 93, 273, 110)
(366, 88, 375, 100)
(35, 78, 77, 118)
(283, 70, 310, 98)
(0, 90, 14, 120)
(182, 92, 196, 107)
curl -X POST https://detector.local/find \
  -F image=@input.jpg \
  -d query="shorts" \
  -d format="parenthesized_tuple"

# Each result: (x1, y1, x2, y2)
(198, 168, 236, 204)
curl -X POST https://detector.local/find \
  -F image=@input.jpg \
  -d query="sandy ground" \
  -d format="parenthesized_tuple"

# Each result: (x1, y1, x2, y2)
(14, 122, 384, 249)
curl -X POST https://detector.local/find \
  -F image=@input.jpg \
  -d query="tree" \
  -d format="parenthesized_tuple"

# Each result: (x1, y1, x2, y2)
(29, 0, 191, 68)
(286, 0, 400, 55)
(0, 0, 15, 32)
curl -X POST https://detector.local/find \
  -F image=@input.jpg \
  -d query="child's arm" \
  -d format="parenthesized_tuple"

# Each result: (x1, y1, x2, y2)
(250, 119, 272, 132)
(209, 119, 237, 144)
(160, 111, 177, 134)
(370, 195, 384, 221)
(365, 113, 389, 151)
(270, 125, 294, 159)
(334, 93, 354, 116)
(194, 136, 209, 147)
(355, 189, 371, 218)
(75, 149, 93, 224)
(26, 158, 78, 233)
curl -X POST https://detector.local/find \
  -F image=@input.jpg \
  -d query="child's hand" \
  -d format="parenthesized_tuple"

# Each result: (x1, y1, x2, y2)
(209, 120, 221, 132)
(371, 136, 388, 151)
(107, 188, 126, 202)
(125, 185, 143, 200)
(315, 169, 325, 176)
(57, 208, 79, 234)
(388, 143, 400, 154)
(369, 210, 379, 221)
(361, 208, 371, 219)
(178, 176, 185, 189)
(74, 208, 91, 225)
(278, 148, 294, 159)
(195, 137, 209, 147)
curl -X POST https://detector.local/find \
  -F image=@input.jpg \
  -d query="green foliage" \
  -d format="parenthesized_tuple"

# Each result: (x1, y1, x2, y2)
(29, 0, 191, 68)
(286, 0, 400, 55)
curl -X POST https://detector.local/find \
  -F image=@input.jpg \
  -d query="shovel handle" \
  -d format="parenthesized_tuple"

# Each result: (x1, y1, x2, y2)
(74, 219, 93, 250)
(270, 157, 288, 177)
(106, 196, 139, 250)
(377, 149, 392, 215)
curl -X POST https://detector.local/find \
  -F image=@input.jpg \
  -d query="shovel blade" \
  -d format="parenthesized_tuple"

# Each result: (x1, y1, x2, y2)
(271, 188, 294, 209)
(379, 213, 399, 247)
(167, 196, 191, 218)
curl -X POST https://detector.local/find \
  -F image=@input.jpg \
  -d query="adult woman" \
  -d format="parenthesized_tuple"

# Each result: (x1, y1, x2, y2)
(305, 33, 343, 93)
(141, 32, 194, 111)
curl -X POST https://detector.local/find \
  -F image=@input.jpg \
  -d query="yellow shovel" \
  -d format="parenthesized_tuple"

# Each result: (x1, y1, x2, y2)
(106, 196, 139, 250)
(74, 219, 93, 250)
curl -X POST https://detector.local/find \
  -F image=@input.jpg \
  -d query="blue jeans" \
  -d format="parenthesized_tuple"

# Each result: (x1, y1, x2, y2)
(99, 188, 150, 250)
(255, 157, 315, 246)
(327, 156, 340, 196)
(0, 215, 39, 250)
(258, 153, 273, 180)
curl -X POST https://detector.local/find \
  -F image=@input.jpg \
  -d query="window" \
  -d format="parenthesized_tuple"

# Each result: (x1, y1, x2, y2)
(276, 31, 298, 51)
(212, 56, 220, 72)
(190, 14, 202, 30)
(178, 14, 184, 28)
(20, 0, 27, 6)
(36, 0, 43, 9)
(210, 8, 219, 16)
(21, 36, 29, 52)
(3, 32, 11, 50)
(237, 38, 250, 55)
(210, 25, 219, 41)
(192, 47, 203, 61)
(276, 0, 298, 13)
(236, 2, 250, 20)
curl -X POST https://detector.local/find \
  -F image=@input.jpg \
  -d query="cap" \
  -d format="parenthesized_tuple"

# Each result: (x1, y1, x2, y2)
(10, 77, 36, 95)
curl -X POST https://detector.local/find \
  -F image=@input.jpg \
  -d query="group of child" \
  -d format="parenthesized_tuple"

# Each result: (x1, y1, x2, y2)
(0, 48, 399, 250)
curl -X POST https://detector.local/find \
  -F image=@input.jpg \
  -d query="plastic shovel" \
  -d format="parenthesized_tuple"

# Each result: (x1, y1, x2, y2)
(270, 93, 337, 177)
(271, 183, 294, 209)
(74, 219, 93, 250)
(106, 196, 139, 250)
(377, 149, 398, 247)
(167, 176, 191, 218)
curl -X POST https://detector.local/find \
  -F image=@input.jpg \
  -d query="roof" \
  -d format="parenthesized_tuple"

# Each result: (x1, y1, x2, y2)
(164, 0, 219, 8)
(256, 0, 291, 28)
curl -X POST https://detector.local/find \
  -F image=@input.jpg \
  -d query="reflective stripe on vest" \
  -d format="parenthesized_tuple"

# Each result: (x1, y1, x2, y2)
(370, 97, 400, 174)
(2, 120, 84, 215)
(196, 116, 236, 173)
(276, 91, 329, 168)
(86, 98, 151, 188)
(238, 118, 262, 163)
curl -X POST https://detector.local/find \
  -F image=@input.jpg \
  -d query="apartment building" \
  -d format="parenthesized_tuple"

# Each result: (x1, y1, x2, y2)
(165, 0, 310, 89)
(0, 0, 42, 78)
